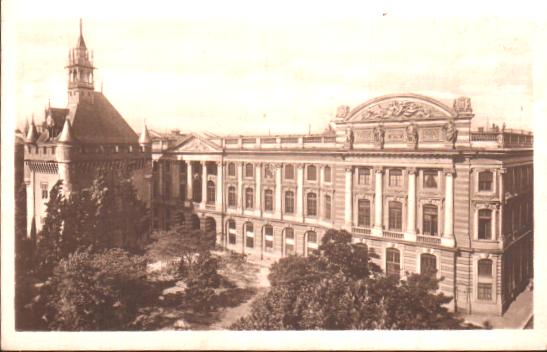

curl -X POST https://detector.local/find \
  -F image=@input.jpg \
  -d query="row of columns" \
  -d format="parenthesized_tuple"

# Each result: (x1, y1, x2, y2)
(344, 166, 455, 246)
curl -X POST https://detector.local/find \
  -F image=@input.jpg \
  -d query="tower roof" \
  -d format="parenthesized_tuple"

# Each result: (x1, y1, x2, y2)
(76, 18, 86, 49)
(139, 122, 152, 144)
(58, 118, 74, 143)
(65, 91, 139, 144)
(26, 119, 38, 143)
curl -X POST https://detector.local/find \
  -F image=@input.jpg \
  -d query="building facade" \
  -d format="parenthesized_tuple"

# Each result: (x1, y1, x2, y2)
(151, 94, 533, 316)
(23, 21, 152, 242)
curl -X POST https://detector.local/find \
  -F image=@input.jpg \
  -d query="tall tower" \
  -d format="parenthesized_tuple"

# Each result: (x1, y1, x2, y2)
(66, 19, 95, 104)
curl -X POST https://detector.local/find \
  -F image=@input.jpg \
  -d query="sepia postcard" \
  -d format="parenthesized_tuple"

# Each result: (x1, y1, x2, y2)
(2, 0, 547, 350)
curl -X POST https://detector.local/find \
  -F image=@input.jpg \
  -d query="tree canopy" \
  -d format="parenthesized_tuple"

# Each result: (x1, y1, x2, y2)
(232, 229, 463, 330)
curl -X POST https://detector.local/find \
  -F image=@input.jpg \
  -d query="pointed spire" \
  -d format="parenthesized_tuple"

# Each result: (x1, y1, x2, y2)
(26, 117, 38, 143)
(139, 121, 151, 145)
(58, 118, 74, 143)
(23, 118, 30, 135)
(76, 18, 86, 49)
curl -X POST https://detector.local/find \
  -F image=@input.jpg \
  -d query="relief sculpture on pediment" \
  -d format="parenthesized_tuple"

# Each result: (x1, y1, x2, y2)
(360, 100, 435, 121)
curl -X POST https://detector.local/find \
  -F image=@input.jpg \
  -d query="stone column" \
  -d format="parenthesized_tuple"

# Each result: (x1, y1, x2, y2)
(405, 167, 417, 241)
(344, 166, 353, 230)
(201, 161, 208, 208)
(216, 161, 224, 211)
(372, 167, 384, 236)
(255, 162, 262, 216)
(498, 168, 506, 244)
(296, 164, 304, 222)
(237, 162, 243, 214)
(442, 169, 455, 247)
(186, 161, 193, 201)
(274, 163, 282, 219)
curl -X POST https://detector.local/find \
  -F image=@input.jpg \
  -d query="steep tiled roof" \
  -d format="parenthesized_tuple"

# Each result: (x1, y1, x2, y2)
(66, 92, 138, 144)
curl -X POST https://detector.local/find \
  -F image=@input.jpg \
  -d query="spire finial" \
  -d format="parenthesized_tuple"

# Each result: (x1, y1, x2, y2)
(80, 18, 83, 37)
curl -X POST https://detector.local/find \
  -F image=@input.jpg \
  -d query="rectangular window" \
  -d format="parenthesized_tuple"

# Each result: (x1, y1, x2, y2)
(265, 226, 274, 252)
(386, 248, 401, 280)
(228, 233, 236, 245)
(357, 199, 371, 227)
(285, 192, 295, 214)
(357, 167, 370, 185)
(423, 170, 438, 188)
(324, 166, 332, 183)
(422, 205, 438, 236)
(478, 171, 493, 191)
(388, 202, 402, 231)
(389, 169, 403, 187)
(228, 187, 237, 207)
(41, 183, 48, 199)
(246, 236, 254, 248)
(477, 283, 492, 301)
(478, 209, 492, 240)
(324, 195, 331, 220)
(165, 162, 171, 173)
(420, 254, 437, 278)
(264, 190, 273, 212)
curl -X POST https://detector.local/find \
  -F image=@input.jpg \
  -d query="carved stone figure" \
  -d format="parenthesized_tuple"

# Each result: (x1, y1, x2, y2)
(373, 125, 385, 148)
(453, 97, 472, 113)
(443, 119, 458, 147)
(406, 123, 418, 148)
(361, 100, 433, 121)
(336, 105, 350, 120)
(345, 127, 354, 149)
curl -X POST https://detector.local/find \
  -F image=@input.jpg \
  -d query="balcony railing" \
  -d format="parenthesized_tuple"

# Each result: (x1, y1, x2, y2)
(223, 134, 338, 150)
(416, 234, 441, 245)
(352, 226, 371, 235)
(383, 230, 404, 240)
(470, 129, 533, 148)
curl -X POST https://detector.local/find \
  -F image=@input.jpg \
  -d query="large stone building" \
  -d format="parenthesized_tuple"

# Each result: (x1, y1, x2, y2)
(23, 21, 152, 241)
(151, 94, 533, 316)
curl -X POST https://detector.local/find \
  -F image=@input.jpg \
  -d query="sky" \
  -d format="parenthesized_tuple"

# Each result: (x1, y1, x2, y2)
(8, 0, 537, 135)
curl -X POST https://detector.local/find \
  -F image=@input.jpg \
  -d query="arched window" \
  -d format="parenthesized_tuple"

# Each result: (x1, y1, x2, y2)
(389, 169, 403, 187)
(358, 199, 371, 227)
(388, 201, 402, 231)
(307, 165, 317, 181)
(284, 228, 295, 255)
(307, 192, 317, 216)
(478, 209, 492, 240)
(228, 186, 236, 207)
(285, 191, 295, 214)
(423, 204, 438, 236)
(245, 163, 254, 178)
(324, 166, 332, 183)
(245, 222, 254, 248)
(285, 164, 295, 180)
(227, 219, 236, 244)
(477, 259, 493, 301)
(264, 189, 273, 212)
(479, 171, 493, 191)
(386, 248, 401, 279)
(420, 254, 437, 278)
(227, 162, 236, 177)
(306, 231, 318, 256)
(207, 180, 215, 204)
(324, 195, 332, 220)
(264, 225, 274, 252)
(245, 187, 254, 209)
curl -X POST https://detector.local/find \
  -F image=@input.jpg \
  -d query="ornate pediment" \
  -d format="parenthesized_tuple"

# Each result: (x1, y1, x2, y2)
(173, 136, 221, 153)
(346, 94, 456, 122)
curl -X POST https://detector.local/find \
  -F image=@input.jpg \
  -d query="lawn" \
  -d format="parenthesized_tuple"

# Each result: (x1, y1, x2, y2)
(130, 249, 270, 330)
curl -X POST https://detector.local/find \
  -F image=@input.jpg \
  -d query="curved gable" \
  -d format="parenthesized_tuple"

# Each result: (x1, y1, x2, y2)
(346, 93, 457, 123)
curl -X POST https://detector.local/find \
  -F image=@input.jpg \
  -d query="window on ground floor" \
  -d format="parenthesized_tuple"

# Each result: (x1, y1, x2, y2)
(264, 225, 273, 252)
(420, 253, 437, 278)
(386, 248, 401, 280)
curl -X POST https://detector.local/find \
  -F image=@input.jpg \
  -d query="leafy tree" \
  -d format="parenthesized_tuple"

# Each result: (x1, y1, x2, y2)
(232, 229, 463, 330)
(43, 248, 147, 330)
(34, 181, 66, 279)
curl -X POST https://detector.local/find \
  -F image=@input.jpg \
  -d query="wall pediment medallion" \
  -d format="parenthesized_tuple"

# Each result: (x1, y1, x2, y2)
(346, 94, 456, 123)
